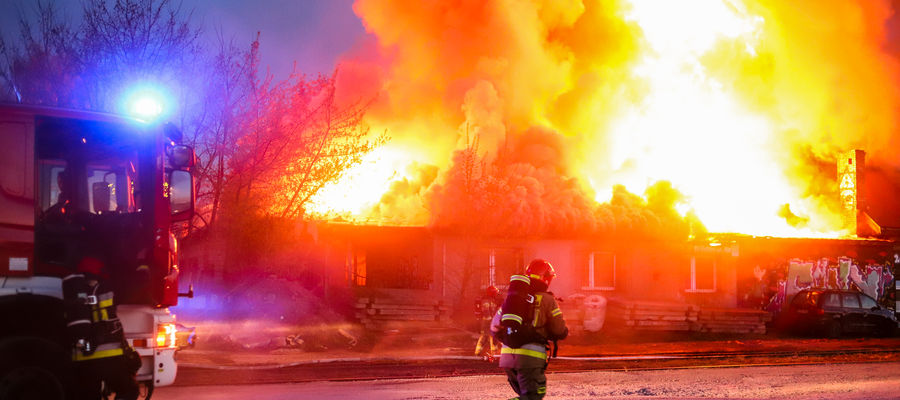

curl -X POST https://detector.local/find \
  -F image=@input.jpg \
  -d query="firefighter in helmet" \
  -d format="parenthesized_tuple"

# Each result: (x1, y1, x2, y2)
(474, 285, 501, 360)
(63, 257, 140, 400)
(491, 259, 568, 400)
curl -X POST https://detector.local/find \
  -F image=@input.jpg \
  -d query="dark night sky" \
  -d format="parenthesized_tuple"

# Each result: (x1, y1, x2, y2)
(0, 0, 368, 78)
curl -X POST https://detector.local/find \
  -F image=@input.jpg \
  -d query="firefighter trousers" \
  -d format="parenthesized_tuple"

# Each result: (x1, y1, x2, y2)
(504, 367, 547, 400)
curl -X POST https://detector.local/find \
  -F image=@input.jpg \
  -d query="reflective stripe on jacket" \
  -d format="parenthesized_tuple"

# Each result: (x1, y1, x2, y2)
(72, 342, 125, 361)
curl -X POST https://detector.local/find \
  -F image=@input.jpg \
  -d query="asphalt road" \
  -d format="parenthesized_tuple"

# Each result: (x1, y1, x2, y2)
(170, 338, 900, 385)
(154, 361, 900, 399)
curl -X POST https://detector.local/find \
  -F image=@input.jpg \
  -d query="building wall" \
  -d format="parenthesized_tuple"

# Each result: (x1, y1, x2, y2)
(431, 235, 744, 313)
(320, 227, 897, 319)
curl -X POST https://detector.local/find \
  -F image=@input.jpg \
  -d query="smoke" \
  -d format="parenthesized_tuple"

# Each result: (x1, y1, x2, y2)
(333, 0, 900, 236)
(365, 162, 439, 225)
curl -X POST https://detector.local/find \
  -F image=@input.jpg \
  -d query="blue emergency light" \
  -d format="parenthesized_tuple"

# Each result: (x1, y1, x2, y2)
(121, 84, 171, 122)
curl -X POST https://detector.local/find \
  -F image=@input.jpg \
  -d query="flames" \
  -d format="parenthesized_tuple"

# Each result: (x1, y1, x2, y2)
(308, 0, 900, 238)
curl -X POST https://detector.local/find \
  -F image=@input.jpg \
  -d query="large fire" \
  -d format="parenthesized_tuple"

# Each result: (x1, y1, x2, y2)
(309, 0, 900, 238)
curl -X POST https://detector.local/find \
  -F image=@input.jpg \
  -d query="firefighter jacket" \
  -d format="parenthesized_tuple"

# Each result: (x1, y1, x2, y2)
(63, 273, 127, 361)
(491, 291, 568, 368)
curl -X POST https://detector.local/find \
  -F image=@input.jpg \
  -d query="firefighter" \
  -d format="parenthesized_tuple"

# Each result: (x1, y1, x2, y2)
(490, 259, 568, 400)
(474, 285, 501, 360)
(63, 257, 140, 400)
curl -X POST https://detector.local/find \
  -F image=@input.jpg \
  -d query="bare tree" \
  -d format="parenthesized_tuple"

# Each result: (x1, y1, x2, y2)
(0, 2, 81, 105)
(223, 56, 386, 221)
(0, 0, 200, 111)
(186, 33, 255, 232)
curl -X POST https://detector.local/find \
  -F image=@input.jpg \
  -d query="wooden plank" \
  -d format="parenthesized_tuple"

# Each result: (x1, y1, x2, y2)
(627, 320, 691, 328)
(370, 304, 438, 311)
(376, 309, 437, 316)
(369, 314, 437, 321)
(372, 297, 440, 305)
(632, 311, 690, 318)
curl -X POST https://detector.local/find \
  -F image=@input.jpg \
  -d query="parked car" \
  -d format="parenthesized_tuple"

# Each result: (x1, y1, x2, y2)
(778, 289, 898, 338)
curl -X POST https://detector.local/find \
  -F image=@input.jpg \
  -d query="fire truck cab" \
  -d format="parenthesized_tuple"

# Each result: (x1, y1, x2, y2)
(0, 104, 193, 398)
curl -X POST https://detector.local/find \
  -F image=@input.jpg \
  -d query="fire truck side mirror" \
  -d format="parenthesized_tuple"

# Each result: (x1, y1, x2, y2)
(169, 170, 193, 220)
(168, 145, 195, 169)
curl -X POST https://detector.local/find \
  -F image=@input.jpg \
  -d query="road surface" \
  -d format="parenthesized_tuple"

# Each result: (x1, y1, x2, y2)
(154, 361, 900, 399)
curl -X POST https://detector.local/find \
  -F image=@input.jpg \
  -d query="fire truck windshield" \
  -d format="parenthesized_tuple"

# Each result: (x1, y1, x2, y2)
(37, 118, 144, 218)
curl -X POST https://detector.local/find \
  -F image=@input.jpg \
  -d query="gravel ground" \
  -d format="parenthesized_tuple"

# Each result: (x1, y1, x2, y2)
(155, 361, 900, 399)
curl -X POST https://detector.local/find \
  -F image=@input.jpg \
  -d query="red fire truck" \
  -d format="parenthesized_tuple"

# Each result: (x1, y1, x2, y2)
(0, 103, 194, 398)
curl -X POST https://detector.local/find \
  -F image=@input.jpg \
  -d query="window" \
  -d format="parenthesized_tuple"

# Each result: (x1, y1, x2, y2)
(687, 255, 716, 293)
(807, 292, 821, 307)
(487, 248, 523, 289)
(347, 242, 432, 290)
(39, 161, 67, 212)
(347, 251, 366, 287)
(583, 252, 615, 290)
(841, 292, 861, 308)
(859, 294, 877, 309)
(790, 292, 809, 307)
(86, 160, 138, 214)
(36, 118, 141, 216)
(822, 293, 841, 308)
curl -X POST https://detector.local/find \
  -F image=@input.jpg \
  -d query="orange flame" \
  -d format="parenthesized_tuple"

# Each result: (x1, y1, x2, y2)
(314, 0, 900, 237)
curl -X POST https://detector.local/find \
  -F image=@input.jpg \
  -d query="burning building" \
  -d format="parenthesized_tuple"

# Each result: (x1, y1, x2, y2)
(306, 0, 900, 331)
(183, 1, 900, 332)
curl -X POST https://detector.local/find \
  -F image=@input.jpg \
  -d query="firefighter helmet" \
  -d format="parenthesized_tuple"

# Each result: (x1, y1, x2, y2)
(485, 285, 499, 297)
(77, 257, 105, 278)
(526, 259, 555, 287)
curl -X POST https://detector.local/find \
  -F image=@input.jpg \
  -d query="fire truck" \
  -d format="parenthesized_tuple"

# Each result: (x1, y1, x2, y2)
(0, 103, 194, 398)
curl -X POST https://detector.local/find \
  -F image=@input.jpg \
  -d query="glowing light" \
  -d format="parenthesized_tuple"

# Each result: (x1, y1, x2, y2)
(156, 323, 177, 348)
(307, 146, 417, 218)
(132, 96, 163, 119)
(120, 84, 171, 122)
(582, 0, 840, 237)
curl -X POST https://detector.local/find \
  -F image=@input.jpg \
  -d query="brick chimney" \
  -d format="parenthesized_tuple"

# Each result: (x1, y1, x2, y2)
(838, 150, 881, 237)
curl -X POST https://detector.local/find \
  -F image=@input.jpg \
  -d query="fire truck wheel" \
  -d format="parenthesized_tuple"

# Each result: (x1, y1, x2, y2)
(0, 337, 70, 400)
